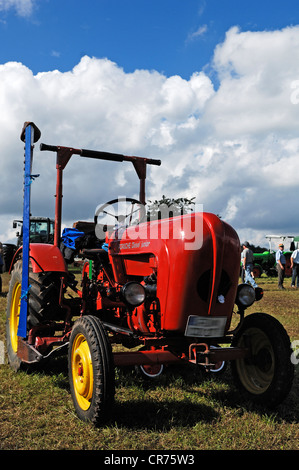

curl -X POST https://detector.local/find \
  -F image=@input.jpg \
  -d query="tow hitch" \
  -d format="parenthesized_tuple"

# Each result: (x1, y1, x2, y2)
(189, 343, 250, 370)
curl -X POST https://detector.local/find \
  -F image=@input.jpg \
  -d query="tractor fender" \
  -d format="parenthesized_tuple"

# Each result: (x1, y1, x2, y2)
(10, 243, 67, 274)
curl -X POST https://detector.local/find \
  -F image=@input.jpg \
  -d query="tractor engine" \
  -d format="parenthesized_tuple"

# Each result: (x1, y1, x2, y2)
(100, 211, 241, 339)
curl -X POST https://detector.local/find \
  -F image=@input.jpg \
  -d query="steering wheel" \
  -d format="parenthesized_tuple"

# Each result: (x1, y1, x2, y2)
(94, 197, 146, 238)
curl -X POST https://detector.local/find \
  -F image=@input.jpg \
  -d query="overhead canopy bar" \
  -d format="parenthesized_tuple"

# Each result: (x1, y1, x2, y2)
(39, 143, 161, 245)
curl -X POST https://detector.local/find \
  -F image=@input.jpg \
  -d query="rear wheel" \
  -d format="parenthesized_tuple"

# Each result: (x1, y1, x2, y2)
(284, 254, 292, 277)
(136, 363, 164, 379)
(209, 345, 227, 374)
(252, 265, 262, 278)
(28, 268, 62, 326)
(231, 313, 294, 407)
(135, 346, 164, 379)
(68, 316, 115, 425)
(6, 260, 63, 371)
(6, 261, 23, 371)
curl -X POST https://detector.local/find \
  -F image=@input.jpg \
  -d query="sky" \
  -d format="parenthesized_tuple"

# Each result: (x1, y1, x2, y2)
(0, 0, 299, 249)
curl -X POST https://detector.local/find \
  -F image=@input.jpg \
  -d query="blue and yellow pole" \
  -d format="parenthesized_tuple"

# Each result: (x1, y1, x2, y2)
(17, 122, 41, 338)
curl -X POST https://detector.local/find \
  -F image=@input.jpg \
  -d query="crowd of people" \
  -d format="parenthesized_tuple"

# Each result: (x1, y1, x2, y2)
(241, 241, 299, 290)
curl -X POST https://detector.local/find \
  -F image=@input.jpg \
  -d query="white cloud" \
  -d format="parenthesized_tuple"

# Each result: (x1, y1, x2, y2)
(51, 50, 61, 58)
(1, 26, 299, 248)
(209, 26, 299, 136)
(0, 0, 35, 17)
(187, 24, 208, 42)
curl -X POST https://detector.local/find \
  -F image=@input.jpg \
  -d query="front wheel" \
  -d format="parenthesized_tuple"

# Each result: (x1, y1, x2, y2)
(231, 313, 294, 407)
(68, 316, 115, 425)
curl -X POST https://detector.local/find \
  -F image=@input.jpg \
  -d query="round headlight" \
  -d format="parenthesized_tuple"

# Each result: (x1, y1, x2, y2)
(236, 284, 256, 308)
(122, 282, 146, 307)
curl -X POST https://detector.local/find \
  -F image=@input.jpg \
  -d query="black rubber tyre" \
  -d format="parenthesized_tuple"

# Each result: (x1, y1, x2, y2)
(135, 363, 164, 379)
(252, 265, 262, 278)
(209, 345, 227, 375)
(231, 313, 294, 407)
(6, 260, 23, 371)
(6, 260, 63, 371)
(28, 268, 62, 326)
(2, 243, 17, 272)
(68, 316, 115, 425)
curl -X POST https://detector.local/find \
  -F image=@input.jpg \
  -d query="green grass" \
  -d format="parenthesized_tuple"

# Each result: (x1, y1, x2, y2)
(0, 272, 298, 450)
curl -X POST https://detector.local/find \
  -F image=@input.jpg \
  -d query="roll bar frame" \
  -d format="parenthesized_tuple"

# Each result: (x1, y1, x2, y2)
(39, 143, 161, 246)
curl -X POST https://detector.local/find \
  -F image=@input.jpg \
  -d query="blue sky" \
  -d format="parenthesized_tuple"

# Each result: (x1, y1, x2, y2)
(1, 0, 299, 79)
(1, 0, 299, 247)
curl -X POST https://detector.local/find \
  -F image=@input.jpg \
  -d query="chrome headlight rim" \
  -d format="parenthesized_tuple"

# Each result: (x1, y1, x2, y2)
(236, 283, 256, 308)
(122, 281, 146, 307)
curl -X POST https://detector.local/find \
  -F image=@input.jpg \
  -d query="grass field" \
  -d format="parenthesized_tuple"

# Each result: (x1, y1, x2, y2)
(0, 271, 298, 451)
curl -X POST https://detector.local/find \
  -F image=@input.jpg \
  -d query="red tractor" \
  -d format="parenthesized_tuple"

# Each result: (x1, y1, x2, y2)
(6, 123, 294, 425)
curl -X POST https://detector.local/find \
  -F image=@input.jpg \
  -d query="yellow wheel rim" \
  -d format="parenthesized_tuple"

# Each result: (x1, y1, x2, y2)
(236, 327, 275, 395)
(10, 282, 21, 353)
(71, 333, 94, 411)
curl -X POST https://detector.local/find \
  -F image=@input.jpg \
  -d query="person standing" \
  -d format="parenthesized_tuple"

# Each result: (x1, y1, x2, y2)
(291, 247, 299, 288)
(242, 242, 258, 288)
(276, 243, 286, 290)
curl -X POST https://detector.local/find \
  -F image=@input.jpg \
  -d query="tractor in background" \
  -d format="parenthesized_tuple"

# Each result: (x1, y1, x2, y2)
(248, 236, 297, 278)
(1, 217, 54, 273)
(5, 122, 294, 426)
(13, 217, 54, 247)
(251, 250, 276, 278)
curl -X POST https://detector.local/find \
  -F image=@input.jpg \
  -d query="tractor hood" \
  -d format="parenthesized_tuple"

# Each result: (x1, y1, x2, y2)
(108, 212, 241, 334)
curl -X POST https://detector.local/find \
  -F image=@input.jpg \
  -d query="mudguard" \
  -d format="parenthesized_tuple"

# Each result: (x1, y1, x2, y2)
(10, 243, 68, 274)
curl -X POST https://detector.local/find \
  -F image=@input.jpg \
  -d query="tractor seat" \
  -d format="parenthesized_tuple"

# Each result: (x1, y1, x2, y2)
(82, 248, 108, 261)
